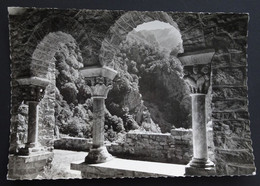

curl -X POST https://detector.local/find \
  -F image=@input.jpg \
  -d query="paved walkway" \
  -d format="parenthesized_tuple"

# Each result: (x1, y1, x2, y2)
(52, 149, 186, 179)
(72, 158, 186, 178)
(50, 149, 86, 179)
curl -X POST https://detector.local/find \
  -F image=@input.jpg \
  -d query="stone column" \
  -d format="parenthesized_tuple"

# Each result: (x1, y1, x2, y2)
(8, 77, 54, 180)
(16, 77, 50, 155)
(92, 98, 105, 148)
(80, 66, 118, 163)
(183, 64, 216, 176)
(26, 101, 39, 148)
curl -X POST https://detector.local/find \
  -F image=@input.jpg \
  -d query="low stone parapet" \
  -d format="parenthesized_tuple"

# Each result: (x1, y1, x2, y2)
(54, 137, 92, 151)
(55, 129, 194, 164)
(108, 129, 193, 164)
(7, 151, 54, 180)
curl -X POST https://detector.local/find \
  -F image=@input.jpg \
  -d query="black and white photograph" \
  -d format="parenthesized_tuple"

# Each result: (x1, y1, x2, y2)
(6, 7, 256, 179)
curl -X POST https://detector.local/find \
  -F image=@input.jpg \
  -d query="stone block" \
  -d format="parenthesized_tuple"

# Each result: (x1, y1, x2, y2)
(7, 152, 53, 180)
(142, 134, 149, 138)
(212, 111, 249, 120)
(171, 128, 192, 136)
(212, 67, 246, 86)
(230, 50, 246, 64)
(183, 36, 206, 51)
(238, 165, 256, 175)
(174, 135, 182, 140)
(182, 26, 204, 41)
(225, 138, 253, 151)
(215, 163, 228, 175)
(174, 139, 185, 145)
(54, 137, 92, 151)
(214, 149, 254, 165)
(226, 164, 239, 175)
(212, 50, 246, 68)
(212, 87, 247, 100)
(211, 53, 231, 65)
(213, 120, 250, 138)
(212, 99, 248, 112)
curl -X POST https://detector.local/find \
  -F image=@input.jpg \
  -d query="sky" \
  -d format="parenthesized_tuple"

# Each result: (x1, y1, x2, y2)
(133, 20, 183, 54)
(134, 20, 174, 31)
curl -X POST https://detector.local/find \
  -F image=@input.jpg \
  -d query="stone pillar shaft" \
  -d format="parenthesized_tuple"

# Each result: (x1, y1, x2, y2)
(26, 101, 39, 148)
(191, 94, 208, 160)
(92, 98, 105, 148)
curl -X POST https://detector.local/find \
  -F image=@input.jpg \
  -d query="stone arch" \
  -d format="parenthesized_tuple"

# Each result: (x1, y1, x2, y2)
(98, 11, 216, 164)
(99, 11, 182, 67)
(99, 12, 207, 68)
(99, 11, 198, 132)
(31, 31, 82, 78)
(16, 15, 87, 79)
(11, 31, 84, 148)
(11, 14, 87, 148)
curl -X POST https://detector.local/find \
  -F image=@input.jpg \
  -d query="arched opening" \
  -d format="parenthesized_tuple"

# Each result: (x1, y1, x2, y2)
(10, 10, 213, 173)
(51, 32, 93, 140)
(12, 31, 92, 147)
(105, 20, 191, 133)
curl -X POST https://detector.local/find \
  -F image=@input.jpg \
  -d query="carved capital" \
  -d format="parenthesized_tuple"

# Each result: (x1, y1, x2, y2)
(20, 85, 46, 102)
(16, 77, 50, 103)
(183, 64, 211, 94)
(85, 76, 113, 87)
(85, 76, 113, 98)
(80, 66, 118, 99)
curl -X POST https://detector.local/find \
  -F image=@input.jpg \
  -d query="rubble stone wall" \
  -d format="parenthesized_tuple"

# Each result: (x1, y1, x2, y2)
(211, 50, 255, 175)
(54, 129, 194, 164)
(54, 137, 92, 152)
(107, 129, 193, 164)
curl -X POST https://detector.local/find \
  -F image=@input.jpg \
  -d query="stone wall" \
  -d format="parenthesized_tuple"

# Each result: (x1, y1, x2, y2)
(8, 152, 54, 180)
(54, 137, 92, 152)
(108, 129, 193, 164)
(203, 14, 256, 175)
(211, 50, 255, 175)
(53, 129, 194, 164)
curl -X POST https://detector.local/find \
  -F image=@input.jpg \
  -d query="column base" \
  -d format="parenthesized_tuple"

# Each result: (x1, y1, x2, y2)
(185, 158, 216, 176)
(85, 146, 113, 164)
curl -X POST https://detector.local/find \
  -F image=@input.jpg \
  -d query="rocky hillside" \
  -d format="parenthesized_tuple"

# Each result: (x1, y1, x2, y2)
(107, 29, 191, 133)
(127, 28, 183, 57)
(54, 37, 162, 142)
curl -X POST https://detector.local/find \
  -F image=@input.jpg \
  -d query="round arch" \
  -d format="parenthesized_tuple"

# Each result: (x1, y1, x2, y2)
(98, 11, 182, 67)
(17, 15, 87, 79)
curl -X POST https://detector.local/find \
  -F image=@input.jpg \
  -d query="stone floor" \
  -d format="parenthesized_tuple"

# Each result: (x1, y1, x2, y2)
(50, 149, 186, 179)
(71, 158, 186, 178)
(45, 149, 86, 179)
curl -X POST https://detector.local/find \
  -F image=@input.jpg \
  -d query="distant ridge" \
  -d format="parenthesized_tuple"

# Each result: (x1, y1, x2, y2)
(126, 27, 183, 56)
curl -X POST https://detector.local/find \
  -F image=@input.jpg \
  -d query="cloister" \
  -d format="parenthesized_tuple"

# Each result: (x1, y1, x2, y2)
(8, 8, 255, 179)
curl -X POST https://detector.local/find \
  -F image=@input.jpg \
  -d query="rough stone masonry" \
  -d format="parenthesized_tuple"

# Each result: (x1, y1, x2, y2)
(8, 8, 255, 176)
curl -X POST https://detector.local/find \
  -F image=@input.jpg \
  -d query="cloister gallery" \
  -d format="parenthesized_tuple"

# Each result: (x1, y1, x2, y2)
(7, 7, 255, 179)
